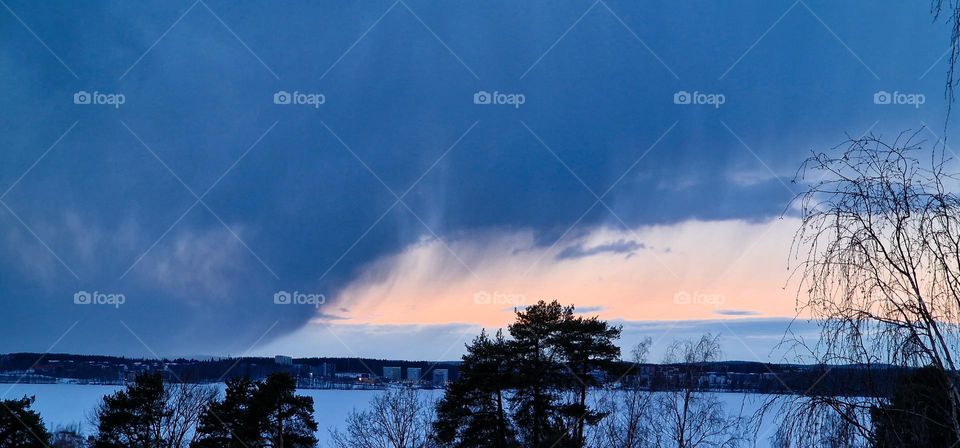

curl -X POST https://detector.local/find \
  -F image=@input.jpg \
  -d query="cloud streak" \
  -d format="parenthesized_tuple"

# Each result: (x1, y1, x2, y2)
(555, 238, 646, 260)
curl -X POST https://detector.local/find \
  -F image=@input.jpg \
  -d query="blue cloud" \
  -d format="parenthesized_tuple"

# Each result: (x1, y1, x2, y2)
(575, 306, 606, 314)
(714, 309, 761, 316)
(556, 239, 645, 260)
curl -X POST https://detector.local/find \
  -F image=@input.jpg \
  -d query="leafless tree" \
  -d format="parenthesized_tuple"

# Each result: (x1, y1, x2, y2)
(932, 0, 960, 114)
(89, 378, 217, 448)
(594, 335, 747, 448)
(769, 403, 867, 448)
(648, 335, 747, 448)
(50, 423, 89, 448)
(329, 387, 436, 448)
(592, 339, 656, 448)
(784, 131, 960, 445)
(165, 382, 219, 447)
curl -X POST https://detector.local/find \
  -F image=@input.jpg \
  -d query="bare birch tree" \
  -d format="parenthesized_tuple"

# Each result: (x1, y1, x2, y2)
(650, 335, 746, 448)
(593, 339, 656, 448)
(92, 373, 217, 448)
(330, 387, 436, 448)
(785, 131, 960, 445)
(594, 335, 747, 448)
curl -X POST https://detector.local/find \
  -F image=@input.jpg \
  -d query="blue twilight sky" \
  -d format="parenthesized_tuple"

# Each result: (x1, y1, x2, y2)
(0, 0, 955, 361)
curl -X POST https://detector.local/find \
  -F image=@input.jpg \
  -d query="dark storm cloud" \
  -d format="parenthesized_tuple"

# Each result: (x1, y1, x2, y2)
(0, 0, 953, 356)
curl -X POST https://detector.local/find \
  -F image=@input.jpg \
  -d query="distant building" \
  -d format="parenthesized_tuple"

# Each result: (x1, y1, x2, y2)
(312, 363, 334, 378)
(407, 367, 422, 382)
(275, 355, 293, 366)
(432, 369, 449, 387)
(383, 366, 402, 382)
(336, 372, 369, 381)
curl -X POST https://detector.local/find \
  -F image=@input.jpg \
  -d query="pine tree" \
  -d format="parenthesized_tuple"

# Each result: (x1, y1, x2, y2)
(433, 330, 518, 448)
(192, 377, 259, 448)
(556, 314, 621, 447)
(434, 300, 622, 448)
(0, 396, 51, 448)
(252, 373, 318, 448)
(93, 372, 169, 448)
(507, 300, 573, 448)
(192, 373, 317, 448)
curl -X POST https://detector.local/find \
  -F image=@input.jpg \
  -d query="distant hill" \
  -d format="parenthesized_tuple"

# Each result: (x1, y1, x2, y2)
(0, 352, 909, 396)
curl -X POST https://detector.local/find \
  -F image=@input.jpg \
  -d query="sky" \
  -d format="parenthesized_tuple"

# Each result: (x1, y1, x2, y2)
(0, 0, 956, 362)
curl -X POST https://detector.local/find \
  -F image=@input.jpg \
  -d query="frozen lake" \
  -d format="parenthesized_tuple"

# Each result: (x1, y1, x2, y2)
(1, 383, 779, 447)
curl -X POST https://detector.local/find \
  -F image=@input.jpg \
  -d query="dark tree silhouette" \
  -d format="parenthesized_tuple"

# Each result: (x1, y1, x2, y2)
(93, 373, 169, 448)
(192, 373, 317, 448)
(433, 330, 518, 448)
(0, 396, 51, 448)
(555, 313, 622, 447)
(252, 373, 318, 448)
(434, 300, 621, 448)
(192, 377, 259, 448)
(872, 366, 960, 447)
(93, 373, 216, 448)
(507, 300, 575, 448)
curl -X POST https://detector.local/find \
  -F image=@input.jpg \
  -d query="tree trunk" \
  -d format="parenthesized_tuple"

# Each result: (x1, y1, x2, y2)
(497, 388, 507, 448)
(576, 378, 587, 447)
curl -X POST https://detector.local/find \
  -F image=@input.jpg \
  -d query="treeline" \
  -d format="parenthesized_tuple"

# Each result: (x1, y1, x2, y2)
(607, 362, 909, 396)
(0, 354, 910, 397)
